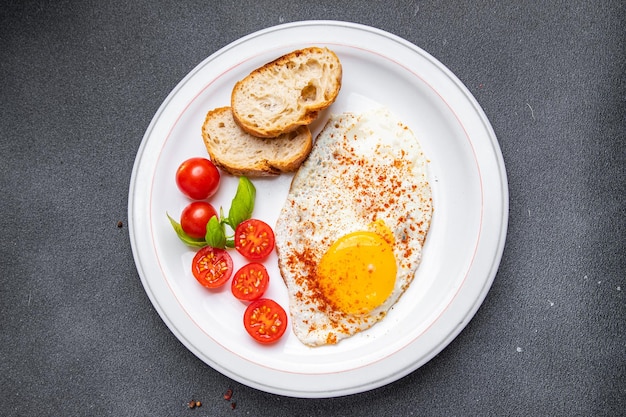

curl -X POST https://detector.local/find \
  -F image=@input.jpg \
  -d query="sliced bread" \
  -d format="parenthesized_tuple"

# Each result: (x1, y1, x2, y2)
(231, 47, 342, 138)
(201, 107, 313, 176)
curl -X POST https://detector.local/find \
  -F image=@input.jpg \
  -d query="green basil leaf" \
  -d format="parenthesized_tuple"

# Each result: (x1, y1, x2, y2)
(167, 213, 206, 248)
(227, 177, 256, 229)
(205, 216, 227, 249)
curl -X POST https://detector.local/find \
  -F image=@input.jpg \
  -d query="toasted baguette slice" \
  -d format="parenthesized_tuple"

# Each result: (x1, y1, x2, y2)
(231, 47, 342, 138)
(201, 107, 313, 176)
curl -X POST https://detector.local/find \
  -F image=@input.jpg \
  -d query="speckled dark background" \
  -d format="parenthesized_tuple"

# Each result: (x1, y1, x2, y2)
(1, 1, 624, 416)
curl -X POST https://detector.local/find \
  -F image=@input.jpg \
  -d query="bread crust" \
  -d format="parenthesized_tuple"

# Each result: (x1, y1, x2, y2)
(231, 47, 342, 138)
(201, 107, 313, 176)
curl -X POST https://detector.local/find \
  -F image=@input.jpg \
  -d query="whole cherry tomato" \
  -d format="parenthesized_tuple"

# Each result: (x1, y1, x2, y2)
(175, 157, 220, 200)
(180, 201, 218, 239)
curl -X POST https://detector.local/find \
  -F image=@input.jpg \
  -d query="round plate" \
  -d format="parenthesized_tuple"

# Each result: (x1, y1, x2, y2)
(128, 21, 508, 398)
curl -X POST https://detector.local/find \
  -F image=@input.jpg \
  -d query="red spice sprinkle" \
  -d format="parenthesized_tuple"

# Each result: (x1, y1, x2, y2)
(223, 388, 233, 401)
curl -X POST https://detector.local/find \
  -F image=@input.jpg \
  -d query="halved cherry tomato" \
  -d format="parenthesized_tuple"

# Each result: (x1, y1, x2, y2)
(191, 246, 233, 288)
(180, 201, 217, 239)
(234, 219, 275, 260)
(176, 157, 220, 200)
(243, 298, 287, 344)
(231, 263, 269, 301)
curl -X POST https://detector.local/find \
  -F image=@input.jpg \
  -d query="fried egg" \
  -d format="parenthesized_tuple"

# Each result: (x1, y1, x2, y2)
(274, 108, 432, 346)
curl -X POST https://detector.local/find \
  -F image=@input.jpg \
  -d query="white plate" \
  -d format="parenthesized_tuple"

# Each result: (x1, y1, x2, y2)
(128, 21, 508, 398)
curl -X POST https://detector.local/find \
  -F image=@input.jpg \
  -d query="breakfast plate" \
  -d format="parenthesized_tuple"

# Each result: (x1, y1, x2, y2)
(128, 21, 508, 397)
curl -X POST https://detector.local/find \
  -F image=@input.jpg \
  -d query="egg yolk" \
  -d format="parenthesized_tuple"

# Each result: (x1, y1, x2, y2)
(317, 231, 397, 315)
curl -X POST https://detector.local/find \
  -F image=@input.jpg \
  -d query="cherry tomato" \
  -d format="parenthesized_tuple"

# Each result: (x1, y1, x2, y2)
(231, 263, 270, 301)
(180, 201, 217, 239)
(243, 298, 287, 344)
(175, 157, 220, 200)
(234, 219, 275, 260)
(191, 246, 233, 288)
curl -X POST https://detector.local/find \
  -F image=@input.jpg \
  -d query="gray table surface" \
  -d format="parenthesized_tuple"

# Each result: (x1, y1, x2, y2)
(1, 1, 624, 416)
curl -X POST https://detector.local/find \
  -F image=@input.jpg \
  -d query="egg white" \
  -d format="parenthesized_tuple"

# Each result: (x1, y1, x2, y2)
(275, 108, 432, 346)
